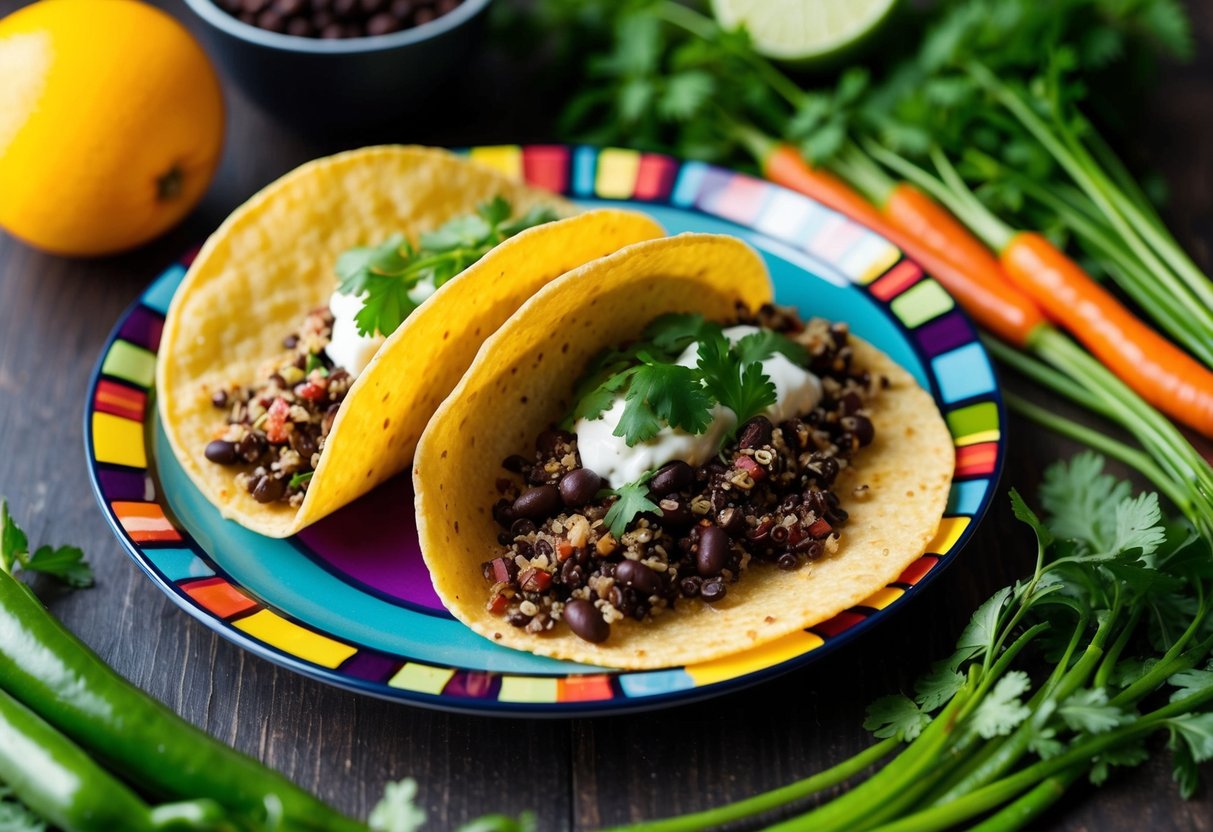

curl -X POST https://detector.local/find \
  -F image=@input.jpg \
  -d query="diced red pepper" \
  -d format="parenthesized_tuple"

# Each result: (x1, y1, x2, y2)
(807, 517, 833, 538)
(519, 568, 552, 592)
(487, 593, 509, 615)
(264, 398, 291, 444)
(295, 381, 327, 402)
(556, 541, 575, 562)
(735, 455, 766, 481)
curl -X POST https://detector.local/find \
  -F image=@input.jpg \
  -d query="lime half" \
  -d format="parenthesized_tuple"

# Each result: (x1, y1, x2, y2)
(711, 0, 899, 64)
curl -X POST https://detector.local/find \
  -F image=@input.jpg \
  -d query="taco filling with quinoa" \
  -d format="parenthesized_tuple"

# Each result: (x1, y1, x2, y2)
(201, 197, 559, 508)
(414, 234, 953, 669)
(483, 304, 879, 644)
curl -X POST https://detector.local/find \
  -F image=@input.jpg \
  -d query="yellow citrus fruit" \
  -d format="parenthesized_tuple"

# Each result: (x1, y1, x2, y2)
(0, 0, 224, 257)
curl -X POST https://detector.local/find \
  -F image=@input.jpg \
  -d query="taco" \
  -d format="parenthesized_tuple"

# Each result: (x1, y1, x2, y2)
(414, 234, 954, 669)
(157, 145, 665, 538)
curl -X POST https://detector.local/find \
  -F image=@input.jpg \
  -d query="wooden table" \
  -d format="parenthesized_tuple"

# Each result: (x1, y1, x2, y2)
(1, 1, 1210, 828)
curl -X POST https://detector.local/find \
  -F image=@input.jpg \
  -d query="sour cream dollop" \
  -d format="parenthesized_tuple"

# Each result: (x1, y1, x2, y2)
(574, 326, 822, 487)
(324, 277, 439, 378)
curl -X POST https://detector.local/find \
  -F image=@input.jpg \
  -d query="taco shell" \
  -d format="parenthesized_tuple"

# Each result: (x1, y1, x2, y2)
(414, 233, 954, 669)
(157, 145, 665, 538)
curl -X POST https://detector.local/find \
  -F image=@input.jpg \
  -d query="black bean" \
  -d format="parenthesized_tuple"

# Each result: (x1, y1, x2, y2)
(559, 468, 602, 507)
(535, 539, 553, 558)
(777, 552, 799, 571)
(738, 416, 773, 449)
(839, 391, 863, 415)
(319, 20, 344, 36)
(512, 485, 561, 520)
(615, 559, 661, 595)
(502, 454, 530, 473)
(510, 518, 537, 537)
(508, 612, 532, 628)
(321, 403, 341, 435)
(414, 6, 435, 23)
(237, 433, 266, 463)
(252, 476, 286, 503)
(717, 507, 743, 533)
(436, 0, 459, 13)
(289, 430, 318, 460)
(285, 17, 313, 36)
(770, 525, 790, 545)
(649, 460, 693, 496)
(211, 389, 229, 408)
(701, 580, 727, 603)
(657, 498, 693, 529)
(366, 11, 399, 33)
(841, 414, 875, 447)
(679, 576, 701, 597)
(497, 533, 512, 546)
(696, 525, 730, 577)
(204, 440, 239, 465)
(390, 0, 412, 16)
(564, 599, 609, 643)
(560, 560, 584, 588)
(492, 499, 514, 527)
(798, 539, 824, 559)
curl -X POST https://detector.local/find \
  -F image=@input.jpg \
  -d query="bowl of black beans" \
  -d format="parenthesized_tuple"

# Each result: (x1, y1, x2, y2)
(182, 0, 490, 128)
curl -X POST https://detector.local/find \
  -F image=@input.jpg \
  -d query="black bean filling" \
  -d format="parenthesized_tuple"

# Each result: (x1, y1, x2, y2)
(483, 305, 882, 644)
(203, 307, 354, 507)
(211, 0, 465, 41)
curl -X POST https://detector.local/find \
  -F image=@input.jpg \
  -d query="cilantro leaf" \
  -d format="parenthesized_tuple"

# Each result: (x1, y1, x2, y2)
(1040, 452, 1132, 553)
(337, 199, 558, 338)
(24, 545, 92, 588)
(1168, 666, 1213, 703)
(614, 359, 714, 445)
(951, 586, 1012, 669)
(289, 471, 314, 491)
(1090, 739, 1149, 786)
(642, 313, 710, 356)
(1057, 688, 1128, 734)
(972, 671, 1032, 738)
(733, 329, 809, 366)
(603, 475, 662, 537)
(1, 499, 93, 589)
(369, 778, 426, 832)
(913, 662, 966, 712)
(864, 695, 931, 741)
(697, 331, 776, 427)
(1169, 713, 1213, 764)
(1010, 488, 1053, 548)
(1109, 491, 1166, 559)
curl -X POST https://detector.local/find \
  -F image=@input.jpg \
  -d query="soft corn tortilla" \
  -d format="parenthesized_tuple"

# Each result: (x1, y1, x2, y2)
(157, 145, 665, 538)
(414, 233, 954, 669)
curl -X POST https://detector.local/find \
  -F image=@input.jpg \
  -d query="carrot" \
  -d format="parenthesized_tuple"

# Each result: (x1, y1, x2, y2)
(881, 183, 1047, 348)
(758, 144, 1047, 347)
(1002, 232, 1213, 436)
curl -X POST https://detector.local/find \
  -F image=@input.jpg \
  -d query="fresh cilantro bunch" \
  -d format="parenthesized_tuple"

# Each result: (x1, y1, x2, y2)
(335, 197, 559, 338)
(0, 499, 92, 588)
(571, 313, 808, 446)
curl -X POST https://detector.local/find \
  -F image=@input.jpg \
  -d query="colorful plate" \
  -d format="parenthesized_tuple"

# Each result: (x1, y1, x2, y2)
(85, 145, 1005, 716)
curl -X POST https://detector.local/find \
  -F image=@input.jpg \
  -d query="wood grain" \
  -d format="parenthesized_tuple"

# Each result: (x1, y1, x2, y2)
(0, 1, 1210, 829)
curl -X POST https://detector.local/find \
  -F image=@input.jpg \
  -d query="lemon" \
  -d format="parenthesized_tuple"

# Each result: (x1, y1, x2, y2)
(712, 0, 899, 65)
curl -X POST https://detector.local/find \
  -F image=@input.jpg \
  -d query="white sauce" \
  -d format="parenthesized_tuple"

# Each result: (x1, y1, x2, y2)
(324, 277, 438, 378)
(574, 326, 822, 486)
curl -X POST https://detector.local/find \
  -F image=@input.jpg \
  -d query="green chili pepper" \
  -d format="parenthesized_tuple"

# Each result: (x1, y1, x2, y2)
(0, 571, 364, 832)
(0, 687, 236, 832)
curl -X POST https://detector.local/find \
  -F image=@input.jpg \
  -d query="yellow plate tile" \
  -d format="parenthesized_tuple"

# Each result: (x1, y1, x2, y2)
(686, 630, 824, 686)
(498, 675, 559, 703)
(595, 148, 641, 199)
(92, 413, 147, 468)
(234, 610, 357, 669)
(389, 662, 455, 695)
(468, 145, 523, 179)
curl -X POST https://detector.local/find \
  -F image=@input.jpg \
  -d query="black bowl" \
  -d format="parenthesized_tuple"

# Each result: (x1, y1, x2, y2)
(181, 0, 492, 130)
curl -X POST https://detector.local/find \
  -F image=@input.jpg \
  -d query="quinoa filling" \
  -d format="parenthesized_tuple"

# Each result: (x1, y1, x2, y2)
(203, 307, 350, 506)
(483, 304, 883, 644)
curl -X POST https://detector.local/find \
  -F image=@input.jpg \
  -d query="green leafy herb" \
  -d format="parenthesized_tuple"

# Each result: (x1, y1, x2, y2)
(695, 330, 776, 428)
(863, 695, 931, 742)
(971, 670, 1032, 738)
(288, 471, 314, 491)
(369, 778, 426, 832)
(336, 199, 558, 339)
(615, 356, 715, 445)
(1, 500, 93, 588)
(602, 473, 662, 538)
(304, 353, 327, 376)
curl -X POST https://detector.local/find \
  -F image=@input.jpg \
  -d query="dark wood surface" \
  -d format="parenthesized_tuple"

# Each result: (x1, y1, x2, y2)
(1, 1, 1210, 829)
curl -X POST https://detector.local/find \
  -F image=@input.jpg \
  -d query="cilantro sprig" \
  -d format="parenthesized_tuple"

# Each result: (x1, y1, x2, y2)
(336, 197, 559, 339)
(1, 499, 93, 588)
(570, 313, 807, 446)
(602, 472, 662, 538)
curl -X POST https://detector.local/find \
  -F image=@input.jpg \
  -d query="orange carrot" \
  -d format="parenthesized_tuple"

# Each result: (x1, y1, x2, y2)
(1002, 232, 1213, 436)
(761, 144, 1047, 348)
(882, 183, 1047, 348)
